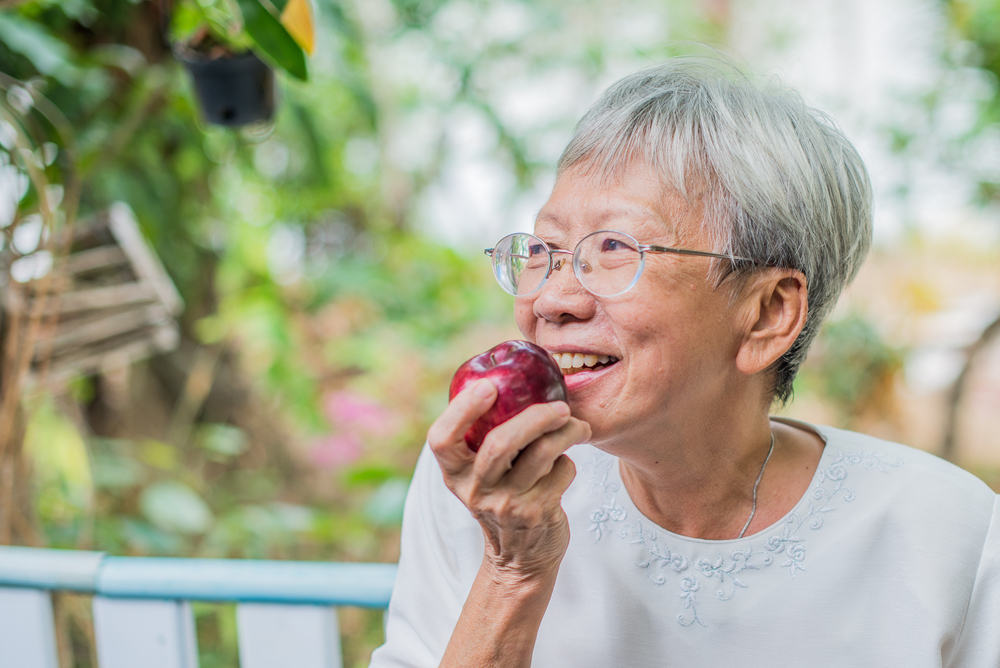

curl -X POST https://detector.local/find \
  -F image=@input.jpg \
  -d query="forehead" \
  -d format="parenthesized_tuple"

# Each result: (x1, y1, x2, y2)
(534, 161, 705, 241)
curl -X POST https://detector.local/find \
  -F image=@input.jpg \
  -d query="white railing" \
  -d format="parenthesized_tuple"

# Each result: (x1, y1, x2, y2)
(0, 545, 396, 668)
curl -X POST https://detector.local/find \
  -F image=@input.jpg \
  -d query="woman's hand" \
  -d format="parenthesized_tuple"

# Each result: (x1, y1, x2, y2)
(427, 378, 591, 582)
(429, 378, 590, 666)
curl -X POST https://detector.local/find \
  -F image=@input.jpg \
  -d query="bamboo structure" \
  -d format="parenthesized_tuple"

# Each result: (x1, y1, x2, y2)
(3, 203, 182, 385)
(0, 72, 184, 547)
(0, 75, 79, 545)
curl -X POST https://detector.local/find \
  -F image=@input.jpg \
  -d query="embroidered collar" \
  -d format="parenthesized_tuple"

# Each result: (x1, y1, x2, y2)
(585, 431, 902, 627)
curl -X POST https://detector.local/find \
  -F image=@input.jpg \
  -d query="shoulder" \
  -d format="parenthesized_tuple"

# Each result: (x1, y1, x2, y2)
(815, 424, 994, 497)
(813, 424, 997, 539)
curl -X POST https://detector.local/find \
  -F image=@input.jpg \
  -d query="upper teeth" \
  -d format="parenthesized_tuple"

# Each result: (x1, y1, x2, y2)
(552, 352, 614, 369)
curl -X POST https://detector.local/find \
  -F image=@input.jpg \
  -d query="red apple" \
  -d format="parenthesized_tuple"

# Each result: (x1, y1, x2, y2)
(449, 340, 568, 452)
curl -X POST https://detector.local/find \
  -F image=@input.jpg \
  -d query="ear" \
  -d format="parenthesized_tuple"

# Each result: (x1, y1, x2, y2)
(735, 269, 808, 376)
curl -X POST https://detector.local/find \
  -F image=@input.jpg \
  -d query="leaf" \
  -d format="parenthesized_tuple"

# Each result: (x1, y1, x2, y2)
(280, 0, 314, 55)
(363, 478, 409, 527)
(140, 481, 214, 534)
(344, 462, 397, 486)
(0, 13, 80, 85)
(168, 0, 205, 44)
(91, 453, 143, 489)
(234, 0, 309, 81)
(139, 439, 179, 471)
(120, 518, 184, 554)
(196, 423, 249, 459)
(23, 399, 93, 520)
(268, 502, 315, 532)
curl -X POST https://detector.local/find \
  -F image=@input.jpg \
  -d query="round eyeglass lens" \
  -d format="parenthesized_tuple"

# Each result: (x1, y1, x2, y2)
(573, 230, 644, 297)
(492, 233, 551, 296)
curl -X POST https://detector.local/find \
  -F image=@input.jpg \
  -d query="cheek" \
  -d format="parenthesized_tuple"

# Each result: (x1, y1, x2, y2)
(514, 300, 536, 338)
(610, 295, 667, 342)
(613, 291, 714, 370)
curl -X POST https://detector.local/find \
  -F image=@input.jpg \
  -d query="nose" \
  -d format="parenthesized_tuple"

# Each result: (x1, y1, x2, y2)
(531, 251, 596, 323)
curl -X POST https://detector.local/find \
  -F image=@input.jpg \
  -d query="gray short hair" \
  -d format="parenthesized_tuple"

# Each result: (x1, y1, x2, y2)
(558, 58, 873, 404)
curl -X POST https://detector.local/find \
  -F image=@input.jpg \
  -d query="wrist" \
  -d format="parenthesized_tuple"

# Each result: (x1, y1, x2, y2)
(441, 557, 560, 667)
(482, 553, 562, 595)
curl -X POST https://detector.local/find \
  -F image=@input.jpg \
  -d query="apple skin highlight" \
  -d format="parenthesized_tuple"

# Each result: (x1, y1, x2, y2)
(449, 340, 568, 451)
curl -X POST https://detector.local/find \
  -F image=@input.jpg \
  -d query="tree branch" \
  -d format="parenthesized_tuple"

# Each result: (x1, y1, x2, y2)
(940, 310, 1000, 461)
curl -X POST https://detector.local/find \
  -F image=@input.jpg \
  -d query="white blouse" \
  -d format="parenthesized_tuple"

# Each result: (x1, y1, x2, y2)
(370, 423, 1000, 667)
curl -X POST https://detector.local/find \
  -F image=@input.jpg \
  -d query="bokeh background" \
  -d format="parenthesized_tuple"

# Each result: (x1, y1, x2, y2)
(1, 0, 998, 665)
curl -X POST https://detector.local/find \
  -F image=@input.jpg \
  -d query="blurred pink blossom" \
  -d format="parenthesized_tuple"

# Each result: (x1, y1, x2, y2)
(323, 391, 394, 435)
(309, 433, 363, 469)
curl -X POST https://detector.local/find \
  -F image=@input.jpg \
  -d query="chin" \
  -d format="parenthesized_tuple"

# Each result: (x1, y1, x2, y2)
(568, 404, 613, 445)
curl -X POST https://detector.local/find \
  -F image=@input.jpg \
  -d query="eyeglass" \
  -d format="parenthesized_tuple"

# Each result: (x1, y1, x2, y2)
(484, 230, 754, 298)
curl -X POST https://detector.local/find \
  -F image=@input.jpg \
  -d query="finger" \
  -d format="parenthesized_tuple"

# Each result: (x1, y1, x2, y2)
(427, 379, 497, 474)
(473, 401, 571, 485)
(523, 454, 577, 510)
(504, 418, 590, 492)
(548, 453, 578, 496)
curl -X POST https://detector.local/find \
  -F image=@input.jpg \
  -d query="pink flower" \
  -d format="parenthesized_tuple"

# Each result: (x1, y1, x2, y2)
(308, 433, 363, 469)
(323, 391, 394, 435)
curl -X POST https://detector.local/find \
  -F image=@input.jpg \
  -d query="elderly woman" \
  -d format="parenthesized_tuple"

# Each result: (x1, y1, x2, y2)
(370, 59, 999, 666)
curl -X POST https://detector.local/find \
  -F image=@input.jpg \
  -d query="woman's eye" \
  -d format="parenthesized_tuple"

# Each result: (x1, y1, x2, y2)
(527, 243, 547, 257)
(599, 235, 638, 253)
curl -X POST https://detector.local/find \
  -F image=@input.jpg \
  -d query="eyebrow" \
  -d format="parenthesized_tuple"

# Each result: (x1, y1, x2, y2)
(534, 203, 674, 237)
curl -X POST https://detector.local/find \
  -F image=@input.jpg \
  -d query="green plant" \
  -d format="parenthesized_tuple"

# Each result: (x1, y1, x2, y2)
(170, 0, 311, 81)
(795, 312, 905, 427)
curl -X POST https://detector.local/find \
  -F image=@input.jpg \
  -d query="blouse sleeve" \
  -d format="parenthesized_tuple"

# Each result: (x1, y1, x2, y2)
(369, 444, 482, 667)
(948, 493, 1000, 668)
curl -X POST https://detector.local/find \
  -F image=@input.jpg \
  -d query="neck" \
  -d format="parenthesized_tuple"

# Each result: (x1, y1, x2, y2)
(607, 409, 776, 540)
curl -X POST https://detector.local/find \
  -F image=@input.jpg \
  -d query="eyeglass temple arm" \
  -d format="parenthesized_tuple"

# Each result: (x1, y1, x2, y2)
(643, 244, 753, 263)
(486, 245, 753, 263)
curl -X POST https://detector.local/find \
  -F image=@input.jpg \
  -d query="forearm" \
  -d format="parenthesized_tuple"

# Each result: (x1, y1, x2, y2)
(440, 558, 559, 667)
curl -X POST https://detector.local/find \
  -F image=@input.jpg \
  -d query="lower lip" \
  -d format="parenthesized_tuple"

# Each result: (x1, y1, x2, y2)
(561, 362, 618, 392)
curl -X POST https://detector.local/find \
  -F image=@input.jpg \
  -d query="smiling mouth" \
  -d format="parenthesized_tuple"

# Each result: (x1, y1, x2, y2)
(551, 352, 620, 375)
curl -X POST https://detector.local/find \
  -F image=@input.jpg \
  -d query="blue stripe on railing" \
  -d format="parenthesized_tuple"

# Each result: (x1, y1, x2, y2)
(0, 546, 105, 592)
(0, 547, 396, 608)
(97, 557, 396, 607)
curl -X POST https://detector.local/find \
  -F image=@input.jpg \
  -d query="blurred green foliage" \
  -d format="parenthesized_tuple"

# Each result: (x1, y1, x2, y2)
(795, 312, 905, 426)
(947, 0, 1000, 205)
(2, 0, 999, 666)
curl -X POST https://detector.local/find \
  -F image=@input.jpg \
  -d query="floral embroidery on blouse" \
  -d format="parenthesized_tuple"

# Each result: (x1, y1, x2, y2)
(587, 444, 902, 627)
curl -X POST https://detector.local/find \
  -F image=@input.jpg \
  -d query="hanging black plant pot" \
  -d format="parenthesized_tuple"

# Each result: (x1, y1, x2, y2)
(179, 50, 275, 127)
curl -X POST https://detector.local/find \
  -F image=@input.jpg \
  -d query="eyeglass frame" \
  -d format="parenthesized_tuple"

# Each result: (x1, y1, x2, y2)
(483, 229, 755, 298)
